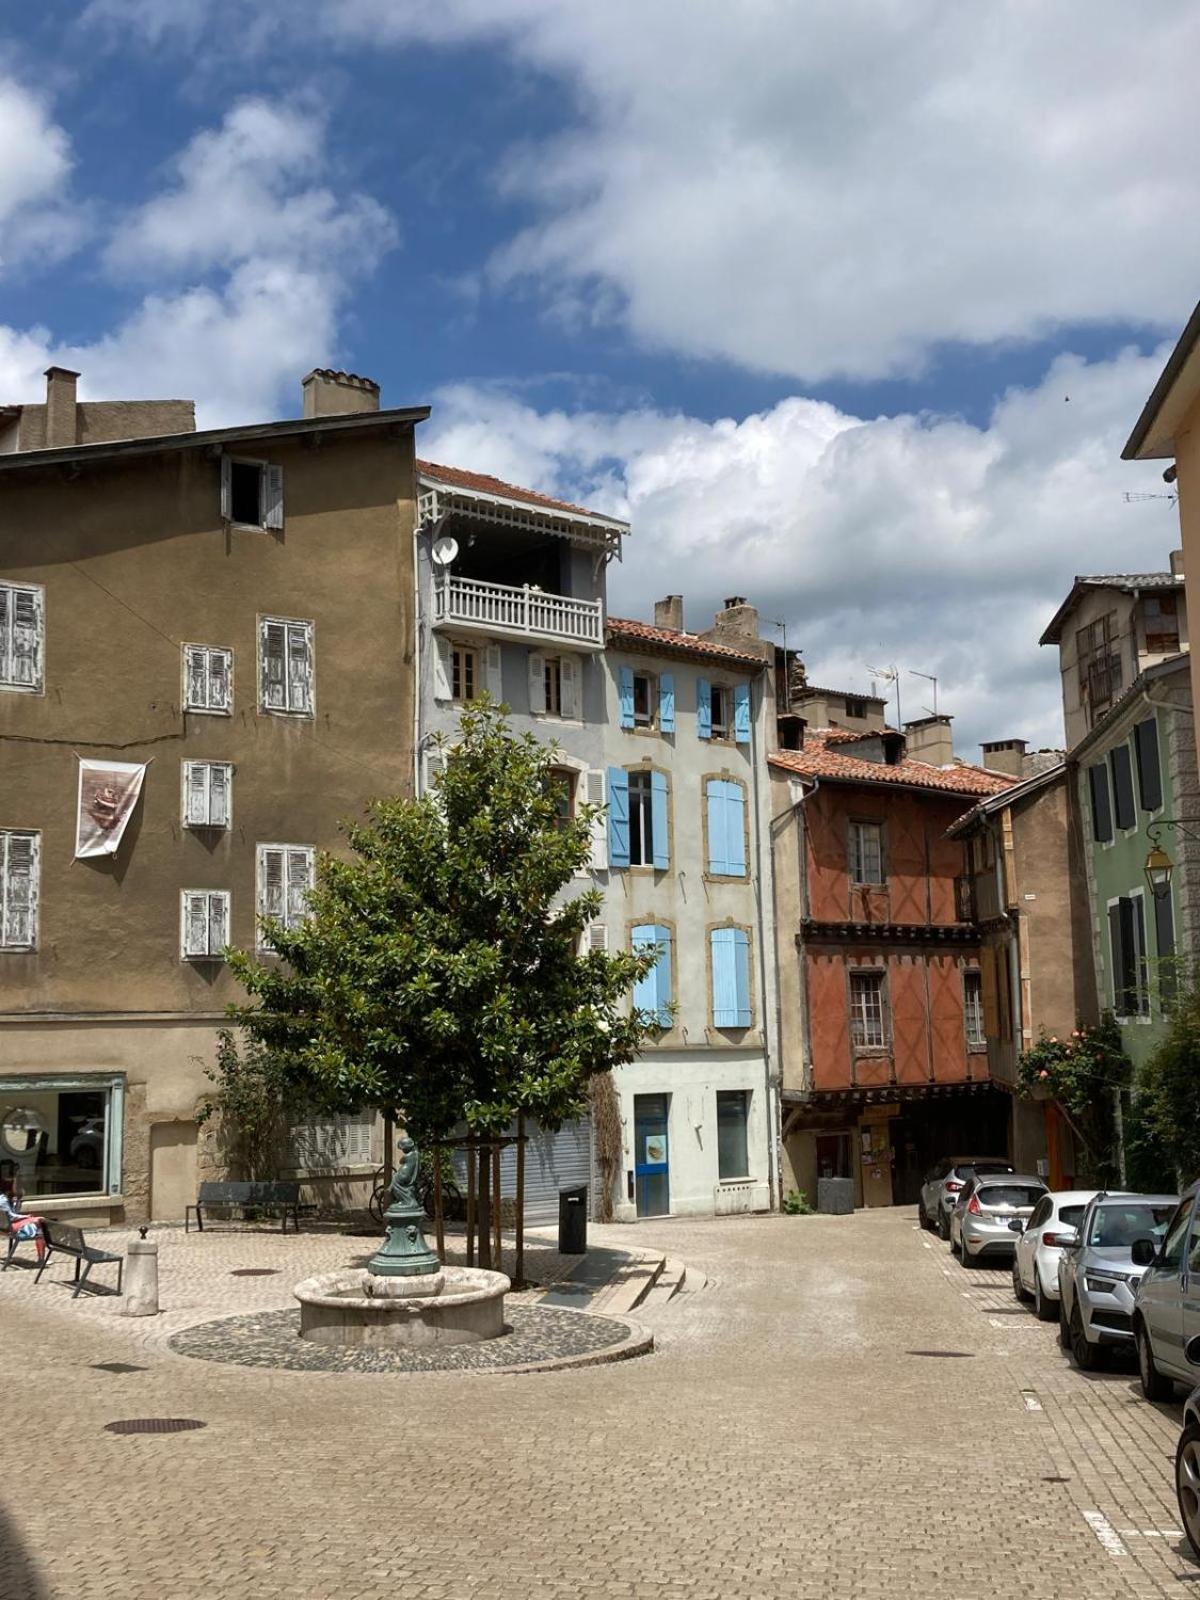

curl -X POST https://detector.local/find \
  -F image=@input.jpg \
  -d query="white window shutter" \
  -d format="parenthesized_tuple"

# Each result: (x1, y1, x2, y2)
(12, 588, 42, 689)
(260, 847, 285, 921)
(184, 762, 208, 826)
(183, 892, 209, 958)
(220, 456, 232, 521)
(433, 637, 453, 702)
(263, 464, 284, 530)
(208, 891, 229, 953)
(210, 763, 231, 827)
(286, 848, 314, 926)
(2, 832, 38, 948)
(261, 621, 286, 710)
(287, 622, 313, 714)
(185, 646, 207, 709)
(588, 923, 609, 952)
(485, 642, 503, 702)
(561, 655, 581, 720)
(209, 648, 231, 711)
(586, 768, 608, 870)
(528, 651, 546, 715)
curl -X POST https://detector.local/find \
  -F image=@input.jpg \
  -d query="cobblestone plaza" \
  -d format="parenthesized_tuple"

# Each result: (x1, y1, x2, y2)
(3, 1207, 1198, 1600)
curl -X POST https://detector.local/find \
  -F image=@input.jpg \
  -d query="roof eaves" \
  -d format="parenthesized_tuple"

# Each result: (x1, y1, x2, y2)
(606, 619, 767, 669)
(1123, 297, 1200, 460)
(1038, 573, 1178, 646)
(946, 761, 1066, 837)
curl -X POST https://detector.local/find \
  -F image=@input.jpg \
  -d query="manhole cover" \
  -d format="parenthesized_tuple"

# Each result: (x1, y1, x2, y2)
(229, 1269, 280, 1278)
(91, 1362, 148, 1374)
(906, 1350, 975, 1359)
(104, 1418, 206, 1436)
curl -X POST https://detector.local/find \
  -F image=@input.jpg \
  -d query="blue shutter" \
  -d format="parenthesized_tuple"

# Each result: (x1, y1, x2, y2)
(659, 673, 675, 733)
(651, 770, 669, 869)
(607, 767, 630, 867)
(711, 928, 737, 1026)
(706, 780, 727, 874)
(734, 682, 751, 745)
(732, 927, 751, 1025)
(632, 923, 658, 1015)
(725, 782, 746, 875)
(653, 925, 672, 1027)
(697, 678, 712, 740)
(619, 665, 635, 729)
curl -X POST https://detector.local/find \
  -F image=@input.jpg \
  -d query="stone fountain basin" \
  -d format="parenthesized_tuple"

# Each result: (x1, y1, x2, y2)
(294, 1265, 510, 1349)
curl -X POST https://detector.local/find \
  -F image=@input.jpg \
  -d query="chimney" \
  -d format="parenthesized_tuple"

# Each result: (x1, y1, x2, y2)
(654, 595, 684, 632)
(301, 369, 380, 418)
(1171, 548, 1185, 580)
(710, 596, 759, 640)
(979, 737, 1027, 778)
(904, 714, 955, 767)
(44, 366, 79, 448)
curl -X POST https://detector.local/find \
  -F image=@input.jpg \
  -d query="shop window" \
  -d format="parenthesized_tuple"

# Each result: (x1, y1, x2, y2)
(716, 1090, 750, 1180)
(0, 1081, 120, 1200)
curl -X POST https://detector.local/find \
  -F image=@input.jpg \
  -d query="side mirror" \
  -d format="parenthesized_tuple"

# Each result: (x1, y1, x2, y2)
(1008, 1218, 1025, 1234)
(1131, 1237, 1158, 1267)
(1186, 1334, 1200, 1367)
(1046, 1229, 1078, 1249)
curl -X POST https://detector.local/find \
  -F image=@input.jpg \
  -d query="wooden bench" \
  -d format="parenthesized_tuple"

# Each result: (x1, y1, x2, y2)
(185, 1180, 302, 1234)
(34, 1219, 123, 1298)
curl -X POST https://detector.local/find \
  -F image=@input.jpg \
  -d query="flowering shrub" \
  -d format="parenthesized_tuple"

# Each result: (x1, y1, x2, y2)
(1017, 1016, 1131, 1185)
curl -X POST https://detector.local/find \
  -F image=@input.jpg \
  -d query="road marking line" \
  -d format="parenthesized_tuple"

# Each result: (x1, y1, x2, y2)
(1116, 1529, 1183, 1539)
(1083, 1511, 1129, 1559)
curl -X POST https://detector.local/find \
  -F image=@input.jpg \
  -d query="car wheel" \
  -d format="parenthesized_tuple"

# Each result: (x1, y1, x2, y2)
(1034, 1273, 1056, 1323)
(938, 1210, 950, 1242)
(1070, 1302, 1102, 1371)
(1177, 1423, 1200, 1559)
(1012, 1255, 1031, 1303)
(960, 1239, 976, 1269)
(1137, 1322, 1174, 1401)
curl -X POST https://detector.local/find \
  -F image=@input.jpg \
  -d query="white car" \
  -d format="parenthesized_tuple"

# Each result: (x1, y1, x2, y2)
(1011, 1189, 1098, 1321)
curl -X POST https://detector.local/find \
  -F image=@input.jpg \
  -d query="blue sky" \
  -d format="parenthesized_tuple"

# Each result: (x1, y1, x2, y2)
(2, 1, 1198, 750)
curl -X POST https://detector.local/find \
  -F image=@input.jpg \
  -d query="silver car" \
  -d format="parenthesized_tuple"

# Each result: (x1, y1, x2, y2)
(919, 1156, 1016, 1240)
(1058, 1193, 1176, 1371)
(1132, 1180, 1200, 1400)
(1175, 1349, 1200, 1557)
(950, 1173, 1047, 1267)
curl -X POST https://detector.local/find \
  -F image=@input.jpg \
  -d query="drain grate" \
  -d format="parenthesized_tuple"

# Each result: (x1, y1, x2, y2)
(906, 1350, 974, 1359)
(984, 1306, 1027, 1316)
(229, 1268, 280, 1278)
(1042, 1476, 1071, 1484)
(91, 1362, 148, 1375)
(105, 1418, 206, 1436)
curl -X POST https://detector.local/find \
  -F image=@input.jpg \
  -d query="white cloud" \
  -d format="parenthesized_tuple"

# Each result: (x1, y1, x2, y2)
(85, 0, 1200, 382)
(424, 347, 1178, 754)
(0, 76, 83, 270)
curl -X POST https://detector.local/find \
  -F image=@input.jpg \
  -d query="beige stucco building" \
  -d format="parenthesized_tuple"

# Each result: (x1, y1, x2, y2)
(0, 369, 427, 1226)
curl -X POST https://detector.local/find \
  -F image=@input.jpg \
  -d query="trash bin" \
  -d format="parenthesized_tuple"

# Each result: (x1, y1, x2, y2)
(558, 1183, 588, 1254)
(817, 1176, 854, 1215)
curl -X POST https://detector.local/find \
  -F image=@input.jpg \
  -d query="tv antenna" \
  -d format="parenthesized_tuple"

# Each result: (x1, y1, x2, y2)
(909, 669, 938, 717)
(1123, 491, 1178, 505)
(866, 662, 901, 728)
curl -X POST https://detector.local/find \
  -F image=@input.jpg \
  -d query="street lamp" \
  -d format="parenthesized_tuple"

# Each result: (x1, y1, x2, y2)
(1144, 842, 1174, 900)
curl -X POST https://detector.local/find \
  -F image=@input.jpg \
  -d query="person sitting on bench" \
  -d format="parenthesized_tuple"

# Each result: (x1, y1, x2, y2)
(0, 1191, 47, 1264)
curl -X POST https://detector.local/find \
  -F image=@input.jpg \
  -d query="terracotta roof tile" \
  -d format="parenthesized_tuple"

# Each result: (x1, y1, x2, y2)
(770, 731, 1014, 797)
(417, 458, 620, 522)
(606, 616, 768, 667)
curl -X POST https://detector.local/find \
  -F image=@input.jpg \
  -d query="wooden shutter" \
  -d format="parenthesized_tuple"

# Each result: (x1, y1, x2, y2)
(653, 925, 673, 1026)
(1135, 718, 1163, 812)
(209, 648, 231, 711)
(586, 769, 608, 870)
(618, 665, 635, 729)
(1, 832, 38, 948)
(260, 847, 285, 925)
(10, 587, 42, 689)
(981, 945, 1000, 1037)
(1108, 901, 1125, 1012)
(651, 770, 670, 869)
(707, 780, 727, 874)
(1155, 889, 1177, 1009)
(286, 848, 313, 928)
(261, 621, 287, 711)
(560, 654, 581, 720)
(433, 637, 453, 702)
(483, 642, 502, 702)
(734, 682, 751, 745)
(287, 622, 313, 714)
(588, 923, 609, 952)
(263, 464, 284, 530)
(632, 924, 658, 1016)
(182, 891, 210, 958)
(528, 651, 546, 714)
(696, 678, 712, 739)
(607, 767, 630, 868)
(185, 646, 208, 709)
(220, 456, 232, 521)
(1110, 743, 1135, 830)
(209, 763, 231, 827)
(726, 782, 746, 874)
(208, 891, 229, 953)
(1088, 764, 1113, 843)
(184, 761, 209, 826)
(711, 927, 738, 1026)
(658, 673, 675, 733)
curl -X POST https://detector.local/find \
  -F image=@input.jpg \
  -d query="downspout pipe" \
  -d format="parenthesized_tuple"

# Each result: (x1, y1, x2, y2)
(749, 672, 780, 1210)
(767, 768, 819, 1202)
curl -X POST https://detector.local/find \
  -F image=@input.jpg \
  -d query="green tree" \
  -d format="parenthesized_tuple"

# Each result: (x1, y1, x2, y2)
(195, 1028, 309, 1183)
(226, 700, 659, 1250)
(1017, 1016, 1132, 1186)
(1135, 972, 1200, 1187)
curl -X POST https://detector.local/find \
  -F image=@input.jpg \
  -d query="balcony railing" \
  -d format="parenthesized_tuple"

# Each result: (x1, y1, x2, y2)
(432, 573, 605, 650)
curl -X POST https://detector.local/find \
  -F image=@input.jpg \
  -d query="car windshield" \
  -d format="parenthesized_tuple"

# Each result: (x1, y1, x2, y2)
(977, 1185, 1044, 1208)
(1058, 1205, 1086, 1229)
(1087, 1204, 1174, 1248)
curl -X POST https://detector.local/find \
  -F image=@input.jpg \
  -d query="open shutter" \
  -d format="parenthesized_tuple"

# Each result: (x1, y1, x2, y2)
(3, 834, 37, 948)
(209, 763, 230, 828)
(561, 654, 581, 720)
(183, 892, 209, 958)
(1155, 889, 1177, 1009)
(220, 456, 232, 521)
(433, 636, 453, 702)
(607, 767, 630, 868)
(618, 665, 635, 729)
(726, 782, 746, 874)
(711, 928, 737, 1026)
(734, 682, 751, 745)
(286, 849, 313, 928)
(732, 928, 751, 1025)
(1109, 901, 1126, 1011)
(262, 464, 284, 530)
(1135, 718, 1163, 812)
(1088, 764, 1113, 844)
(208, 892, 229, 954)
(287, 623, 313, 714)
(261, 621, 287, 711)
(1132, 895, 1147, 1013)
(528, 651, 546, 715)
(11, 588, 42, 688)
(184, 762, 209, 826)
(707, 781, 728, 874)
(697, 678, 712, 739)
(658, 673, 675, 733)
(586, 769, 608, 870)
(485, 642, 503, 702)
(0, 587, 7, 676)
(651, 770, 669, 869)
(1110, 743, 1135, 830)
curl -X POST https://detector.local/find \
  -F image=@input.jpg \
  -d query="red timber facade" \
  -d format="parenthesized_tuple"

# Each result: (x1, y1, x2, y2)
(770, 730, 1015, 1208)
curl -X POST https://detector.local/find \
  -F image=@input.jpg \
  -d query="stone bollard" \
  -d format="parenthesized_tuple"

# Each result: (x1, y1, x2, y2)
(124, 1231, 159, 1316)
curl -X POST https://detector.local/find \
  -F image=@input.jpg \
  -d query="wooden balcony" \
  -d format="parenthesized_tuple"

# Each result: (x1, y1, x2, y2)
(432, 574, 605, 650)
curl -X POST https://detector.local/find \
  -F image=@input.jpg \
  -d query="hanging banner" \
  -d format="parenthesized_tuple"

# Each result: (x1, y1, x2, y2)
(75, 759, 147, 858)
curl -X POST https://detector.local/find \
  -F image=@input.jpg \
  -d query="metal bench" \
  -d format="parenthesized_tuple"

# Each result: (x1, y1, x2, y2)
(185, 1180, 302, 1234)
(35, 1219, 123, 1297)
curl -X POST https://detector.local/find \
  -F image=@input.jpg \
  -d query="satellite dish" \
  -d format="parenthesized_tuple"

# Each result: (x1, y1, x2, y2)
(431, 535, 459, 567)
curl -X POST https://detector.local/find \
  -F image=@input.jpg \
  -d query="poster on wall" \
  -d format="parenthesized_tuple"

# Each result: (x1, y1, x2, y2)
(74, 759, 148, 858)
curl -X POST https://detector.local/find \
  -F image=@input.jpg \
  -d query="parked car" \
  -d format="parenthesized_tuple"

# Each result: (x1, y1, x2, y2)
(1058, 1193, 1176, 1372)
(950, 1173, 1047, 1267)
(1174, 1343, 1200, 1558)
(1132, 1180, 1200, 1400)
(919, 1156, 1016, 1240)
(1011, 1190, 1098, 1321)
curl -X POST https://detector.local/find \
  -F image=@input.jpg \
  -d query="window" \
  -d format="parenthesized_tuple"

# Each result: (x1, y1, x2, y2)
(608, 767, 669, 869)
(182, 761, 232, 829)
(963, 970, 985, 1047)
(0, 831, 39, 950)
(183, 644, 232, 714)
(710, 684, 731, 739)
(221, 456, 283, 531)
(1134, 718, 1163, 812)
(1108, 893, 1148, 1016)
(547, 768, 576, 830)
(257, 845, 315, 948)
(845, 698, 868, 719)
(849, 820, 884, 885)
(453, 644, 478, 703)
(633, 672, 655, 726)
(849, 970, 887, 1048)
(290, 1112, 374, 1171)
(716, 1090, 751, 1180)
(710, 926, 752, 1029)
(0, 1080, 121, 1200)
(180, 889, 230, 959)
(530, 652, 580, 719)
(1088, 763, 1113, 844)
(697, 679, 751, 743)
(1143, 593, 1180, 655)
(706, 779, 747, 876)
(545, 656, 563, 716)
(260, 617, 313, 716)
(0, 582, 44, 693)
(1076, 611, 1124, 724)
(1110, 742, 1136, 831)
(632, 924, 673, 1028)
(1027, 1197, 1051, 1230)
(1156, 1198, 1194, 1270)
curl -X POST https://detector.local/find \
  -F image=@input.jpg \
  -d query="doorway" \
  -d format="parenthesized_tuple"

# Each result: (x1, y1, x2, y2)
(815, 1131, 852, 1181)
(150, 1121, 198, 1223)
(634, 1094, 670, 1218)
